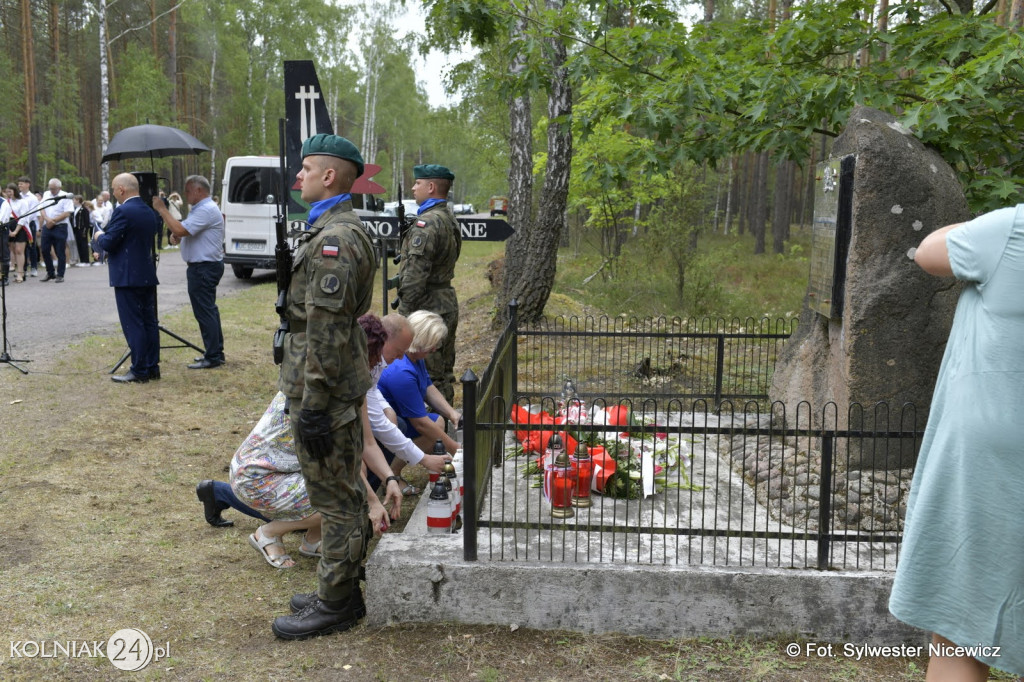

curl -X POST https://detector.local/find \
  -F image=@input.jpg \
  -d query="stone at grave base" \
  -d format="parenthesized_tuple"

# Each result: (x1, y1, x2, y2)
(770, 106, 969, 468)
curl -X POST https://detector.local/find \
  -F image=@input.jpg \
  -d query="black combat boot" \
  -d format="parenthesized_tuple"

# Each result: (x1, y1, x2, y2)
(289, 589, 365, 619)
(271, 597, 359, 640)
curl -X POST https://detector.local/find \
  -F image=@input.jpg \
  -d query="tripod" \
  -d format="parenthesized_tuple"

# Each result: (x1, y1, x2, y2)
(0, 220, 30, 374)
(109, 225, 203, 374)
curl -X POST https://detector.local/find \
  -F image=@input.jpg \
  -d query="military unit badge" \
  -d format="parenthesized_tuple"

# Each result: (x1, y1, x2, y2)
(320, 274, 341, 294)
(411, 234, 424, 248)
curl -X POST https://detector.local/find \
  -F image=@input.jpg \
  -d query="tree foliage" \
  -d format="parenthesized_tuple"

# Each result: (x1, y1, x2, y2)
(0, 0, 506, 203)
(574, 0, 1024, 212)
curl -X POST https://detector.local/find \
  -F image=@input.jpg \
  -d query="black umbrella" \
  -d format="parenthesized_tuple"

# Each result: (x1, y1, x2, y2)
(101, 124, 210, 163)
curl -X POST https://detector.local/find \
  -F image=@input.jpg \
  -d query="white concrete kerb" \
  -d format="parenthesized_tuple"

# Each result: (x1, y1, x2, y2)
(367, 501, 923, 644)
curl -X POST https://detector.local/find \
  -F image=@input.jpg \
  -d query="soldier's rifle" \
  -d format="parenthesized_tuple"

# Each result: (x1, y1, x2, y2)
(388, 181, 409, 310)
(272, 118, 292, 364)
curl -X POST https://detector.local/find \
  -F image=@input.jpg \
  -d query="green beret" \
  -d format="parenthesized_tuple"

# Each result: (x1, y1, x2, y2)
(301, 134, 365, 178)
(413, 164, 455, 181)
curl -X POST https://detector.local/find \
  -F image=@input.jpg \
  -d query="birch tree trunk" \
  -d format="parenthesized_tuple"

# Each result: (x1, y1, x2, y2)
(98, 0, 110, 189)
(260, 89, 268, 151)
(361, 41, 380, 162)
(245, 53, 254, 149)
(496, 13, 534, 326)
(208, 46, 217, 185)
(501, 0, 572, 325)
(723, 156, 735, 234)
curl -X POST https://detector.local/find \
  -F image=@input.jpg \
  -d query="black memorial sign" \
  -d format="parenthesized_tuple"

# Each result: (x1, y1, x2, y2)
(362, 216, 514, 242)
(809, 155, 855, 319)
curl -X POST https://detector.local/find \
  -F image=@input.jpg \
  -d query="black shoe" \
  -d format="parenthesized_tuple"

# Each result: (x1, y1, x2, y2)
(289, 590, 365, 619)
(40, 274, 55, 282)
(54, 276, 64, 283)
(196, 480, 233, 527)
(150, 367, 161, 380)
(272, 598, 359, 640)
(187, 358, 223, 370)
(111, 371, 149, 383)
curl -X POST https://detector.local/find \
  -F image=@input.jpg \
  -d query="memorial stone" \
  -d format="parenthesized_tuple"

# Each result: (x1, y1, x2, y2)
(769, 106, 969, 467)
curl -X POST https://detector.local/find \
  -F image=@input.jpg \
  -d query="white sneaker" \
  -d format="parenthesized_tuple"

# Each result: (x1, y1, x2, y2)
(91, 262, 102, 267)
(75, 263, 89, 268)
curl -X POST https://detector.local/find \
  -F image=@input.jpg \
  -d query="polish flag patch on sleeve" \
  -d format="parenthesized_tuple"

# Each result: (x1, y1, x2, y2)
(322, 244, 340, 257)
(416, 220, 426, 227)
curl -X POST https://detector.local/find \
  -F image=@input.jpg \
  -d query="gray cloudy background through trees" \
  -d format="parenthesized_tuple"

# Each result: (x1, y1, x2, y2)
(2, 0, 1024, 323)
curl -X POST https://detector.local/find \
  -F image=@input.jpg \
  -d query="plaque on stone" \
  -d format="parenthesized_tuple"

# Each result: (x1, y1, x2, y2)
(808, 155, 855, 319)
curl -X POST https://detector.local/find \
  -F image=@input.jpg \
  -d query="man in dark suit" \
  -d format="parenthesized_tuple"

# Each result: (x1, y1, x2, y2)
(97, 173, 160, 383)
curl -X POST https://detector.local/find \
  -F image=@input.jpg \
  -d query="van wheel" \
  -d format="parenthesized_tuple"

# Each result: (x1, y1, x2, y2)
(232, 265, 254, 279)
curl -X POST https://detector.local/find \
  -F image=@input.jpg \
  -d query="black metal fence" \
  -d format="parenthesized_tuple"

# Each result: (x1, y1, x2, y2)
(459, 304, 922, 570)
(516, 310, 795, 405)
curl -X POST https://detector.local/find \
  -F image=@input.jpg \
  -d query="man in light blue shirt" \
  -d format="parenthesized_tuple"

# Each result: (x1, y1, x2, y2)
(153, 175, 226, 369)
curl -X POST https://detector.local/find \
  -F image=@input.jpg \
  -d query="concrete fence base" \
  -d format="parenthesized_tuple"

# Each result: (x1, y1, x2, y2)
(365, 501, 925, 645)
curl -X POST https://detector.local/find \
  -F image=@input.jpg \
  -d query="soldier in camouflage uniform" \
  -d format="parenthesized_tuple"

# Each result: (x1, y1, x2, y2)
(397, 164, 461, 403)
(271, 134, 402, 640)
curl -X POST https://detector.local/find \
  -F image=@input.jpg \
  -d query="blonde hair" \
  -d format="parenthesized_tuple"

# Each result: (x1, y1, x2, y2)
(407, 310, 447, 353)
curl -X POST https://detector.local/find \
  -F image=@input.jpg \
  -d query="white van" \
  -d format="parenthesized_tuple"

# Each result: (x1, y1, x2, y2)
(221, 155, 383, 279)
(221, 156, 285, 279)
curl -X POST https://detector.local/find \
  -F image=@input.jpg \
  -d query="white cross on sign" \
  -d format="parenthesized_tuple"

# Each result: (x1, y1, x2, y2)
(295, 85, 321, 142)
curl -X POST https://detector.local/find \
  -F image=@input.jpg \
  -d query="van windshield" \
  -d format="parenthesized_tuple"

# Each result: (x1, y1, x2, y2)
(228, 166, 282, 204)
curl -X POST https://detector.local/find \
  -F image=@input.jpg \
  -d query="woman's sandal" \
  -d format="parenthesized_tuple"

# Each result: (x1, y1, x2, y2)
(298, 535, 322, 558)
(248, 528, 294, 568)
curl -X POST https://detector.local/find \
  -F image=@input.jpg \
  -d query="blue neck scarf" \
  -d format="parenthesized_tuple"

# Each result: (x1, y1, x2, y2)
(417, 198, 445, 215)
(308, 193, 351, 225)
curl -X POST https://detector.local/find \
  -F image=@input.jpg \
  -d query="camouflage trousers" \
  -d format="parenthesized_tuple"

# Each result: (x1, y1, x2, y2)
(425, 305, 459, 405)
(291, 399, 372, 603)
(402, 289, 459, 404)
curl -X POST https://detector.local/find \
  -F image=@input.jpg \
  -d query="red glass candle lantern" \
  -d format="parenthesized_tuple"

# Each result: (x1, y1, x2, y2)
(545, 447, 576, 519)
(570, 442, 593, 507)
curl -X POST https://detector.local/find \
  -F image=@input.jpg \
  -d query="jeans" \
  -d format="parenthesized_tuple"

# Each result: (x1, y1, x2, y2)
(40, 223, 68, 277)
(186, 261, 225, 363)
(211, 480, 270, 522)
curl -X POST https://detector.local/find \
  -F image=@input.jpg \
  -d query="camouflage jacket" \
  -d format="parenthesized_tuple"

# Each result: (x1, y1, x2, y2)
(278, 199, 377, 416)
(397, 202, 461, 314)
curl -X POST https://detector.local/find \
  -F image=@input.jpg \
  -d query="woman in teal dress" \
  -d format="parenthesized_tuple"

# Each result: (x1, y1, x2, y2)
(890, 206, 1024, 680)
